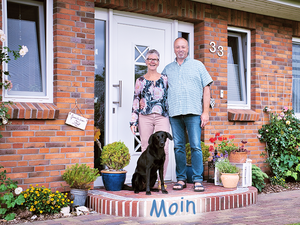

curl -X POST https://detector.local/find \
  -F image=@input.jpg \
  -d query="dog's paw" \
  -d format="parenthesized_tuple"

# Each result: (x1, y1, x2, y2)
(134, 190, 139, 194)
(146, 191, 151, 195)
(162, 190, 168, 194)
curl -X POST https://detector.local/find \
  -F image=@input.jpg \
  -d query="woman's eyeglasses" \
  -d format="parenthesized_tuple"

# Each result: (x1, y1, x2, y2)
(146, 58, 159, 62)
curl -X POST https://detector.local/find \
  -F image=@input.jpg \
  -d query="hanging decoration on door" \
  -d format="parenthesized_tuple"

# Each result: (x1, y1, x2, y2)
(65, 100, 88, 130)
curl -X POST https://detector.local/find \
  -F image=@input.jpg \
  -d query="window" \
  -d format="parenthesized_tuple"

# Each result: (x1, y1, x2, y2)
(292, 38, 300, 118)
(178, 21, 194, 59)
(227, 27, 251, 109)
(2, 0, 53, 103)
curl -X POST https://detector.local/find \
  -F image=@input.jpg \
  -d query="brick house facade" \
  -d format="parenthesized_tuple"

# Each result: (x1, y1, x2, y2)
(0, 0, 299, 191)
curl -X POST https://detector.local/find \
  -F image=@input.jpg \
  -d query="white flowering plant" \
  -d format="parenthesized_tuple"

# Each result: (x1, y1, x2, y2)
(258, 106, 300, 184)
(0, 29, 28, 131)
(0, 165, 25, 221)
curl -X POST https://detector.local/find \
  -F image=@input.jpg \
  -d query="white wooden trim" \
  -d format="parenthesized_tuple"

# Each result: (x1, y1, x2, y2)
(2, 0, 53, 103)
(227, 27, 251, 109)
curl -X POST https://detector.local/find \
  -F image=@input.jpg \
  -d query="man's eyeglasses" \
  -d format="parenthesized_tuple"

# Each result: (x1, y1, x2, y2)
(146, 58, 159, 62)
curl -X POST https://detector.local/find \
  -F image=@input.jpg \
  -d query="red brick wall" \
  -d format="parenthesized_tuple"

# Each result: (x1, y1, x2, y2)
(0, 0, 95, 191)
(1, 0, 300, 188)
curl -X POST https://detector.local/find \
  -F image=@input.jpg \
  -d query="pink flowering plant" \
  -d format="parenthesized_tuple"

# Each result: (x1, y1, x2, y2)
(258, 106, 300, 184)
(0, 29, 28, 132)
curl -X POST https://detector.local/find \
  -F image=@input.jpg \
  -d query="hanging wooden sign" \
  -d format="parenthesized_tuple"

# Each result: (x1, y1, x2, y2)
(65, 100, 88, 130)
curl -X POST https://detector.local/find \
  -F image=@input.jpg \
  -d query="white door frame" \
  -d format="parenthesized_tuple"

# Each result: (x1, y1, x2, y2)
(94, 8, 194, 186)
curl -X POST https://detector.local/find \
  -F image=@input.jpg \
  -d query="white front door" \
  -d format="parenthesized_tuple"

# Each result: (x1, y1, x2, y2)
(109, 12, 174, 183)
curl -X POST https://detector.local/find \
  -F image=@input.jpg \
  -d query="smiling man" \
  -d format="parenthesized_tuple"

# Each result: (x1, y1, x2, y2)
(162, 37, 213, 192)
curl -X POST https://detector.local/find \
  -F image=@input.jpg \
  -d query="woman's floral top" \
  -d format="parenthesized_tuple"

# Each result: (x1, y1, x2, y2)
(130, 74, 168, 127)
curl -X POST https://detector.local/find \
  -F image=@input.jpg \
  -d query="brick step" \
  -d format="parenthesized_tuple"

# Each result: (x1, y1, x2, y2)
(87, 182, 257, 218)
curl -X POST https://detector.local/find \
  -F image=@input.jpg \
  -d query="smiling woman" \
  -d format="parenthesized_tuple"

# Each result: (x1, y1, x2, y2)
(129, 49, 171, 183)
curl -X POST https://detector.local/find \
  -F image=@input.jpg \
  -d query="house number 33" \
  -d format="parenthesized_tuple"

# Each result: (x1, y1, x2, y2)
(209, 41, 224, 57)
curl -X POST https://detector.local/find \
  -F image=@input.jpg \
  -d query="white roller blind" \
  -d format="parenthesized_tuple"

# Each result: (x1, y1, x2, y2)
(292, 42, 300, 114)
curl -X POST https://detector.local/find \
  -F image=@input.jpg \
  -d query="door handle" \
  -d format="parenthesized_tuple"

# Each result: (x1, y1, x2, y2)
(113, 80, 122, 107)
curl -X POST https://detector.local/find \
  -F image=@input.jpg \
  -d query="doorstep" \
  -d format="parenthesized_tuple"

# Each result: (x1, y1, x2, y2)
(87, 181, 257, 218)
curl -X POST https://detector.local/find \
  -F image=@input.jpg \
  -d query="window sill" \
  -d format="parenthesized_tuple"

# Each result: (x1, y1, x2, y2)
(228, 109, 259, 122)
(7, 103, 59, 119)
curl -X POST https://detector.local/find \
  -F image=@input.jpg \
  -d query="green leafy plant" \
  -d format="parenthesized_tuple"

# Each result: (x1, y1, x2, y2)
(0, 165, 25, 221)
(258, 107, 300, 181)
(185, 142, 210, 165)
(269, 176, 287, 188)
(101, 141, 131, 171)
(215, 158, 239, 174)
(21, 185, 72, 214)
(62, 163, 100, 190)
(252, 164, 268, 192)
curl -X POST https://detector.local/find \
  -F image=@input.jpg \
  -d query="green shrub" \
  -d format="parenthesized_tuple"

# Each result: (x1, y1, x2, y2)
(185, 142, 210, 165)
(101, 141, 131, 171)
(269, 176, 287, 188)
(258, 107, 300, 181)
(21, 185, 71, 214)
(62, 163, 99, 190)
(0, 165, 25, 221)
(252, 164, 268, 192)
(215, 158, 239, 174)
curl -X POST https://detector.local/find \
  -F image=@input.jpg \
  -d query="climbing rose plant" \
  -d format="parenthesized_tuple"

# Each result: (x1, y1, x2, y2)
(0, 29, 28, 135)
(258, 106, 300, 182)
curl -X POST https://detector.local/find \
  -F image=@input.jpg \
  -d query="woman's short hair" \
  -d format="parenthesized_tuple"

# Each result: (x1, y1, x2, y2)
(146, 49, 160, 59)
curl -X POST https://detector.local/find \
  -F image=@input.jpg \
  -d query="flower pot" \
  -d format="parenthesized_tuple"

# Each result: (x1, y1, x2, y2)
(101, 170, 127, 191)
(220, 173, 239, 188)
(70, 188, 88, 206)
(228, 152, 247, 163)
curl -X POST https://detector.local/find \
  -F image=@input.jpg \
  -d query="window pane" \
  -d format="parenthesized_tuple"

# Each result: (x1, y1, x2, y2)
(7, 2, 45, 95)
(134, 64, 147, 153)
(227, 37, 242, 101)
(292, 42, 300, 114)
(135, 45, 148, 63)
(94, 20, 106, 159)
(135, 65, 147, 81)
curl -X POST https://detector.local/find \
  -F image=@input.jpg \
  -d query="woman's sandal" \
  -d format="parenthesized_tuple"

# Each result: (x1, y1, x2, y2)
(173, 180, 187, 190)
(194, 182, 205, 192)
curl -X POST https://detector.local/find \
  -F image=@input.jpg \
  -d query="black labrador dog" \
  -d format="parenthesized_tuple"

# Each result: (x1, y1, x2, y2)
(131, 131, 172, 195)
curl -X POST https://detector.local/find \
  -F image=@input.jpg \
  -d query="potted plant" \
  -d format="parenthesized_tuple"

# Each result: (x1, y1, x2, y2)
(62, 163, 99, 206)
(209, 133, 249, 163)
(215, 158, 240, 188)
(185, 142, 210, 183)
(100, 141, 131, 191)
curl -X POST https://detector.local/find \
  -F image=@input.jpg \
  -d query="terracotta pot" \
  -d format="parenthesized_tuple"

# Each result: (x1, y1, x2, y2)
(228, 152, 247, 163)
(220, 173, 239, 188)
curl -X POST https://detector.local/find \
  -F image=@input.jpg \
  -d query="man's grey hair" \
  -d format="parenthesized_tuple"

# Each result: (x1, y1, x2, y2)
(146, 49, 160, 59)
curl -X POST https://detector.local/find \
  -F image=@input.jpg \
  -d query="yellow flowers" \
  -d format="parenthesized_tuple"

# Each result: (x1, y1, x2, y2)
(286, 120, 290, 125)
(21, 184, 72, 215)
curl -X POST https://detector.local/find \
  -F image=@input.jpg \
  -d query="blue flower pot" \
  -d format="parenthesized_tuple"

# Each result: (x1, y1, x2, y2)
(101, 170, 126, 191)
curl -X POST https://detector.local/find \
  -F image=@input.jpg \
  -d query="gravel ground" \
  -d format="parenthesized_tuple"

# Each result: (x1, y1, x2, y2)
(260, 181, 300, 194)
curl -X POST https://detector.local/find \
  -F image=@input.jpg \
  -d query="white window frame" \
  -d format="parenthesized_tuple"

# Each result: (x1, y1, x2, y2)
(177, 20, 194, 59)
(2, 0, 53, 103)
(227, 27, 251, 109)
(292, 37, 300, 118)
